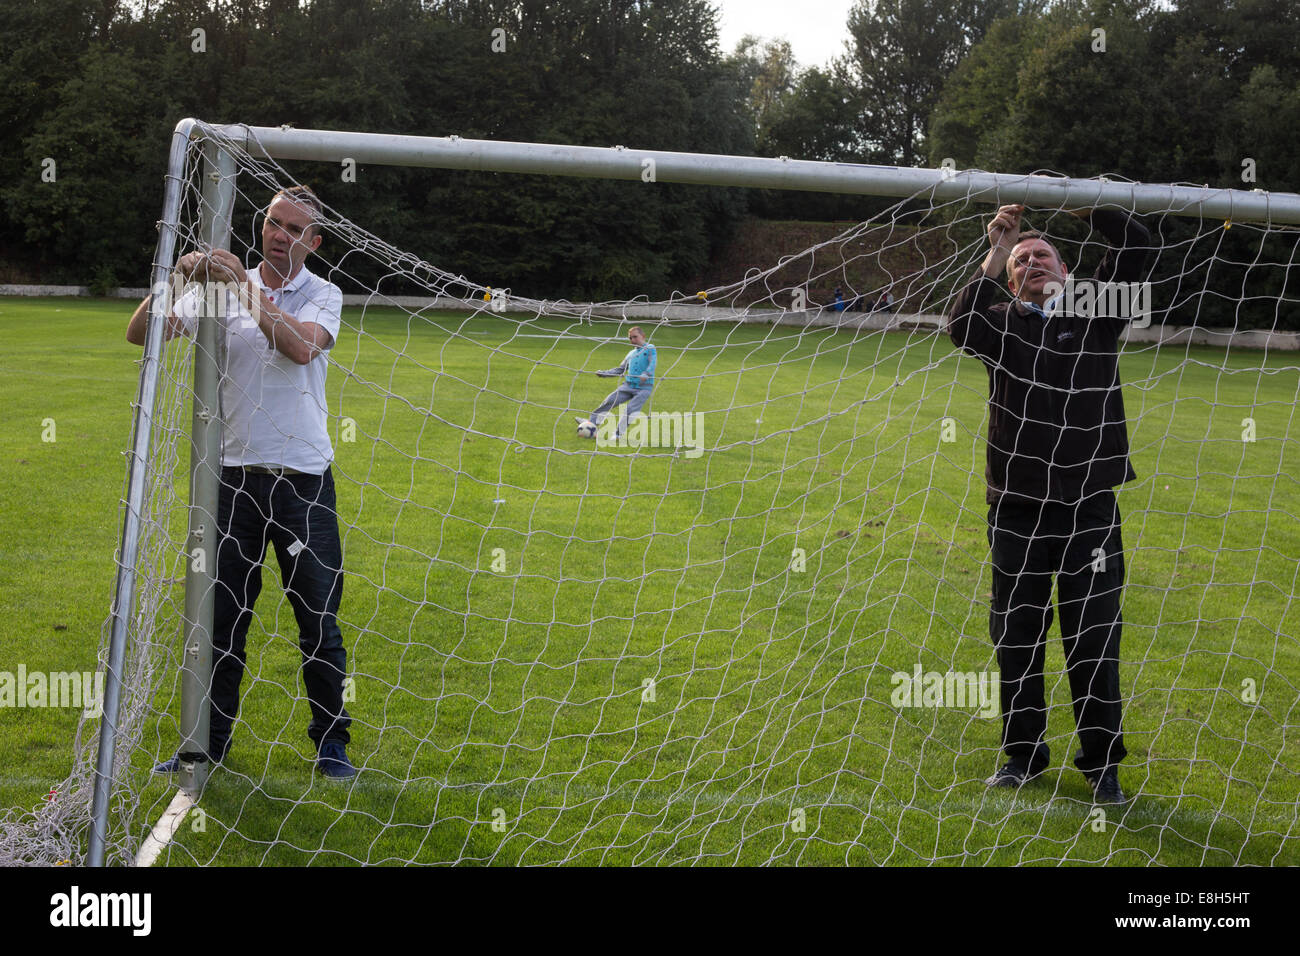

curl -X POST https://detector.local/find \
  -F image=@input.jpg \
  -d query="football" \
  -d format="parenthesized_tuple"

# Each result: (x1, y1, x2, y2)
(577, 420, 597, 439)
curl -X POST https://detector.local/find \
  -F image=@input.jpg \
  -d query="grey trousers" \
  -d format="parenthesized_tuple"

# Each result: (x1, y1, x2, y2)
(592, 385, 652, 436)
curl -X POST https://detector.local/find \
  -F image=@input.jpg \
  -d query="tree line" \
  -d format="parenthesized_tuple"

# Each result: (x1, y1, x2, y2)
(2, 0, 1298, 325)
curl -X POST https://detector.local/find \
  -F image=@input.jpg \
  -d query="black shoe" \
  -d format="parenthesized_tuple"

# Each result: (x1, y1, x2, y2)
(1085, 768, 1126, 804)
(985, 762, 1038, 788)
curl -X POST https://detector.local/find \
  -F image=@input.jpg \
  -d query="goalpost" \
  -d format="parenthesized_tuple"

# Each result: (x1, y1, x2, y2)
(6, 118, 1299, 866)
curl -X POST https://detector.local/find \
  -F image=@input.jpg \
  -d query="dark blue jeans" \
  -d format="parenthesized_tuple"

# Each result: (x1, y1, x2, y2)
(988, 490, 1127, 776)
(208, 466, 350, 759)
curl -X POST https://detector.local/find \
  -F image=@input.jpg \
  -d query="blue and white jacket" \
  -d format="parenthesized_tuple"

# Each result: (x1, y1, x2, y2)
(600, 343, 656, 389)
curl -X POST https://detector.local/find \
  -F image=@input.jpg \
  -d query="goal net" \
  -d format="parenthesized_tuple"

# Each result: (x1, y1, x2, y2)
(3, 124, 1297, 866)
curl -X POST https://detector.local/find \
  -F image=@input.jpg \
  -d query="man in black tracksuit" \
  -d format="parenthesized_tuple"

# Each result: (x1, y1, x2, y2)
(947, 203, 1151, 803)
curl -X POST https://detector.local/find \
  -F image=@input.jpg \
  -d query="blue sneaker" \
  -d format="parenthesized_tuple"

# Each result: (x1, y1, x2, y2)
(152, 749, 224, 774)
(317, 741, 357, 779)
(152, 755, 183, 774)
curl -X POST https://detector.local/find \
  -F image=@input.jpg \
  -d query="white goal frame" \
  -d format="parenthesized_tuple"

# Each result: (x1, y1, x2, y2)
(89, 117, 1300, 865)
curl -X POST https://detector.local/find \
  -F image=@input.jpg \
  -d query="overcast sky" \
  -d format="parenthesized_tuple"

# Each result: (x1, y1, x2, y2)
(712, 0, 858, 69)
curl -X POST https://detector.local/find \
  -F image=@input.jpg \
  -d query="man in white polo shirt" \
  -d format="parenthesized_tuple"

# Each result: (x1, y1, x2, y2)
(127, 185, 356, 779)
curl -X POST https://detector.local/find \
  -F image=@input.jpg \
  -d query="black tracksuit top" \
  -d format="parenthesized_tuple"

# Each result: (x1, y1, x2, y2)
(947, 209, 1153, 505)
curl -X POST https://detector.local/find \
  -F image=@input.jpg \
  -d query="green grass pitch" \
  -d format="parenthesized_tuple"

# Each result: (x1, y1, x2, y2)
(1, 295, 1297, 865)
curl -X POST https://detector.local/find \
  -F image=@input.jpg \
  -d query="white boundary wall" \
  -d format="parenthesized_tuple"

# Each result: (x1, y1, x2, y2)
(4, 284, 1297, 350)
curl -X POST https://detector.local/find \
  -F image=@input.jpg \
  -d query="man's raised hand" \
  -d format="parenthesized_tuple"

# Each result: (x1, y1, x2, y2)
(204, 248, 248, 285)
(981, 204, 1024, 279)
(988, 204, 1023, 254)
(174, 247, 246, 285)
(175, 250, 211, 282)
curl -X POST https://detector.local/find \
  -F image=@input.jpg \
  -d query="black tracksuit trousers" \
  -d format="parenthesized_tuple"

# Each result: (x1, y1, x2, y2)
(988, 489, 1127, 775)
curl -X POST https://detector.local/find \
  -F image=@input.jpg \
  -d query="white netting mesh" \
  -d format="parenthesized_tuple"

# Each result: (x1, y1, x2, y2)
(3, 127, 1298, 865)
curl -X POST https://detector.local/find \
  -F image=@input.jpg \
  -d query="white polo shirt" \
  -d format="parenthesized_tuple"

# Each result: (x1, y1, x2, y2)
(175, 264, 343, 474)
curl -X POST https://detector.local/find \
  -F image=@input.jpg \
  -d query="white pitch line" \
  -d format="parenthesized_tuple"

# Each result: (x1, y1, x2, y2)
(509, 332, 611, 340)
(134, 788, 195, 868)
